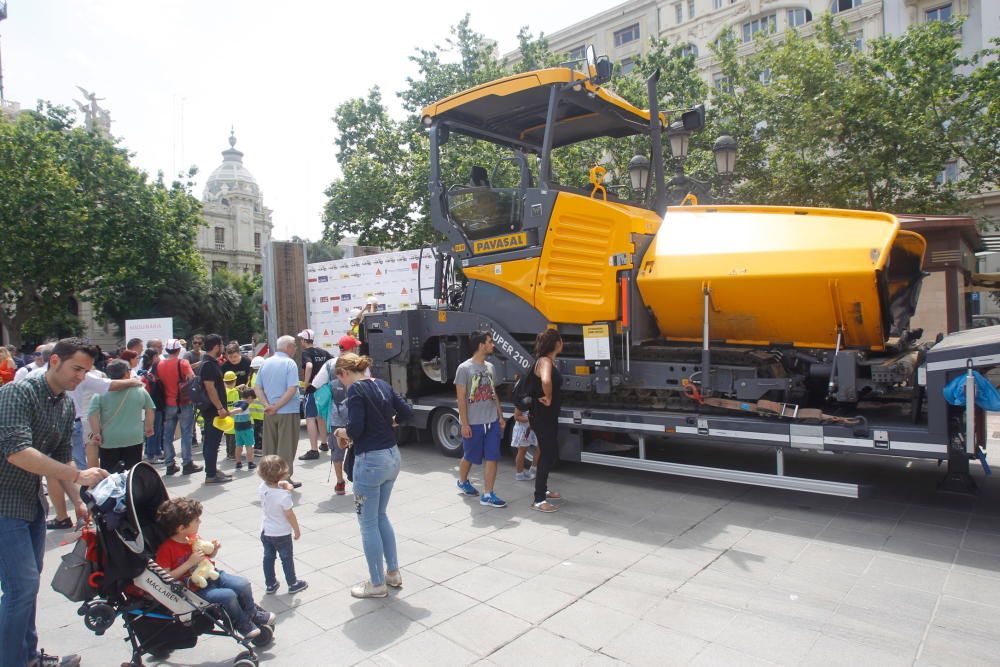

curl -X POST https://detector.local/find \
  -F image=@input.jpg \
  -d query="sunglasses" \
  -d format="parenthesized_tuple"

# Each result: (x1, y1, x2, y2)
(33, 352, 43, 357)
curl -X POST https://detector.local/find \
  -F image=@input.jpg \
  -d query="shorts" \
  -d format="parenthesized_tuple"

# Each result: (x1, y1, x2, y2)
(326, 431, 346, 463)
(510, 420, 537, 449)
(235, 428, 255, 449)
(304, 393, 319, 418)
(462, 420, 501, 465)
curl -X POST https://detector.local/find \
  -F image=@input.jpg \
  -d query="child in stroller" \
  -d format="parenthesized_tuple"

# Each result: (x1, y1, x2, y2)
(75, 462, 274, 667)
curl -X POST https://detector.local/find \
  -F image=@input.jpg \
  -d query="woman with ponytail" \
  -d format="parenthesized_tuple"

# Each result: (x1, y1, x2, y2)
(331, 353, 413, 598)
(529, 329, 564, 512)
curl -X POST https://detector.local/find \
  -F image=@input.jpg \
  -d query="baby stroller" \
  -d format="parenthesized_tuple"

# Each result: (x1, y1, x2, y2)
(73, 462, 273, 667)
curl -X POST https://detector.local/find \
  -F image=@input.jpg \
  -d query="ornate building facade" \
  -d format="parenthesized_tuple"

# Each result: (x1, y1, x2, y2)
(199, 131, 273, 276)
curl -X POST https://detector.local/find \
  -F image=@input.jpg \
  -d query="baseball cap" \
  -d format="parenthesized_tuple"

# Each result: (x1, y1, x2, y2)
(338, 335, 361, 351)
(250, 356, 264, 369)
(213, 416, 235, 432)
(223, 370, 237, 382)
(297, 329, 314, 341)
(165, 338, 183, 352)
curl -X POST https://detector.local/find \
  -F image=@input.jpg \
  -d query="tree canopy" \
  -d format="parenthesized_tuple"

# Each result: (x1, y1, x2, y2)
(0, 105, 206, 348)
(322, 14, 998, 251)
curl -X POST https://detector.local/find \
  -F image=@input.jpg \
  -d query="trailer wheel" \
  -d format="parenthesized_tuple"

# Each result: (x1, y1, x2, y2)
(431, 408, 464, 458)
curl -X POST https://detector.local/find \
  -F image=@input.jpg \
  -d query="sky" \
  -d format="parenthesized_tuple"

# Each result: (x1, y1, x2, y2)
(2, 0, 616, 241)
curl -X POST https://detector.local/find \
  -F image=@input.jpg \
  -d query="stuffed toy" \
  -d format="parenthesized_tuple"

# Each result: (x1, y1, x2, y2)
(187, 537, 220, 589)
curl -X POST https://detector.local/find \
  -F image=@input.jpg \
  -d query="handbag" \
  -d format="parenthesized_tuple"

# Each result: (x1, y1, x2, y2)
(51, 531, 98, 602)
(344, 444, 355, 483)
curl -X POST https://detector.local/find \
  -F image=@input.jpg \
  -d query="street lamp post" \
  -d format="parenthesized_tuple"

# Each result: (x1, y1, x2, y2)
(660, 120, 738, 205)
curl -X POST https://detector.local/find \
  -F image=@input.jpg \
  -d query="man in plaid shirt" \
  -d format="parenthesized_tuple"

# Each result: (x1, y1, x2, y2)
(0, 338, 110, 667)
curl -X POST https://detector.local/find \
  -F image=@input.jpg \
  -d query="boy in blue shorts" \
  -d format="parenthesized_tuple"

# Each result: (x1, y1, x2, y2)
(232, 387, 256, 471)
(455, 330, 507, 508)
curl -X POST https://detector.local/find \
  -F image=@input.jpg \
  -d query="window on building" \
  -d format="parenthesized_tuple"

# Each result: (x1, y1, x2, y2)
(614, 23, 640, 47)
(713, 0, 723, 8)
(254, 232, 261, 252)
(674, 3, 683, 24)
(680, 43, 699, 58)
(742, 14, 776, 43)
(787, 8, 813, 27)
(759, 67, 773, 85)
(566, 45, 586, 62)
(926, 4, 952, 21)
(688, 0, 696, 19)
(620, 57, 636, 74)
(212, 261, 228, 276)
(936, 160, 960, 185)
(713, 73, 732, 92)
(831, 0, 861, 13)
(254, 264, 262, 275)
(850, 31, 864, 50)
(214, 226, 225, 250)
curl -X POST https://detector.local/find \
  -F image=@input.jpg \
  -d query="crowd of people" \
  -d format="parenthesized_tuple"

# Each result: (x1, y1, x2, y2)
(0, 324, 566, 667)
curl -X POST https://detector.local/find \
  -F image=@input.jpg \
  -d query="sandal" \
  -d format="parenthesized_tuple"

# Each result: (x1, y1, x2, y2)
(532, 501, 559, 513)
(546, 491, 561, 500)
(46, 517, 72, 530)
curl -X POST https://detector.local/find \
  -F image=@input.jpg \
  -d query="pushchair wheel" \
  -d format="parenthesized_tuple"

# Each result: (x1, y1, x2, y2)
(251, 623, 274, 647)
(83, 602, 116, 634)
(233, 650, 258, 667)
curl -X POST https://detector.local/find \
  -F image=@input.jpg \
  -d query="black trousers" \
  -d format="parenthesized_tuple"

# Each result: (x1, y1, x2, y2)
(99, 444, 143, 474)
(529, 408, 559, 504)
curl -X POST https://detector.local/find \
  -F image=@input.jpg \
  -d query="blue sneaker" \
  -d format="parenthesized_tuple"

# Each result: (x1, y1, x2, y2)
(480, 492, 507, 508)
(457, 479, 479, 496)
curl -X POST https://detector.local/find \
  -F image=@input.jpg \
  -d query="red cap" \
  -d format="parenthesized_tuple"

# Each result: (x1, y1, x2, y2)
(338, 335, 361, 351)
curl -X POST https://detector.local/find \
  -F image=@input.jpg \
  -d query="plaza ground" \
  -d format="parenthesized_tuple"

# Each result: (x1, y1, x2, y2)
(34, 426, 1000, 666)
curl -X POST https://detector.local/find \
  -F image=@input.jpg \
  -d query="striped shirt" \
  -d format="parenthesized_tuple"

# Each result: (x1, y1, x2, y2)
(0, 374, 74, 521)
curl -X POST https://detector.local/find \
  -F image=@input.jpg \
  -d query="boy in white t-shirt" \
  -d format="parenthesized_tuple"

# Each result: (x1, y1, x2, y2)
(257, 455, 309, 595)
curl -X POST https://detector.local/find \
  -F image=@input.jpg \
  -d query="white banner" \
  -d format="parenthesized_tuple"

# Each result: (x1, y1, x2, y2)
(307, 249, 436, 353)
(125, 317, 173, 345)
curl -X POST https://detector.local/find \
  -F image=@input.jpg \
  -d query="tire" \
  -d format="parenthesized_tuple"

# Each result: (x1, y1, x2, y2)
(233, 659, 256, 667)
(431, 408, 464, 458)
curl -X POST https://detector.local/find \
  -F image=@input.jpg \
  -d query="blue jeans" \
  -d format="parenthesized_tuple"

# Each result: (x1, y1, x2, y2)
(143, 410, 164, 460)
(0, 503, 46, 667)
(162, 404, 195, 466)
(352, 446, 401, 585)
(198, 570, 256, 630)
(202, 417, 222, 477)
(72, 418, 86, 470)
(261, 533, 297, 587)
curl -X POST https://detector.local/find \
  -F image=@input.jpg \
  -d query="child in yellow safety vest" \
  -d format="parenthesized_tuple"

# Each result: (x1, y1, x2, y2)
(248, 357, 265, 450)
(223, 370, 239, 460)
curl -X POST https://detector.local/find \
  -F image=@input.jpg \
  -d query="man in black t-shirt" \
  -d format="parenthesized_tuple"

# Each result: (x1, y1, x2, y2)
(198, 334, 231, 484)
(221, 343, 252, 386)
(296, 329, 331, 460)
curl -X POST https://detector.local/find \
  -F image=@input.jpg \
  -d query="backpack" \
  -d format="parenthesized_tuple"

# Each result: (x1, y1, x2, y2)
(188, 365, 212, 410)
(511, 362, 540, 412)
(142, 365, 166, 410)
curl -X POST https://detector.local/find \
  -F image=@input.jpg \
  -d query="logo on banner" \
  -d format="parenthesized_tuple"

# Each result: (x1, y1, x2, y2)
(376, 269, 382, 276)
(400, 288, 408, 295)
(332, 306, 340, 313)
(330, 295, 340, 301)
(320, 296, 329, 303)
(411, 262, 419, 270)
(318, 275, 329, 283)
(341, 294, 351, 301)
(308, 277, 317, 283)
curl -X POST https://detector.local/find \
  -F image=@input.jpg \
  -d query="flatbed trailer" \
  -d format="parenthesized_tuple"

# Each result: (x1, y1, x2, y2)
(367, 310, 1000, 499)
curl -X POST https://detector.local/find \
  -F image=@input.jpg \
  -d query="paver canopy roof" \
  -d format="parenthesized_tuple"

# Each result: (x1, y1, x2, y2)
(421, 67, 660, 151)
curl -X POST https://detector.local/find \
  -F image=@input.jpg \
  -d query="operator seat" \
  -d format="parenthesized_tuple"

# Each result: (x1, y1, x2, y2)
(470, 165, 491, 188)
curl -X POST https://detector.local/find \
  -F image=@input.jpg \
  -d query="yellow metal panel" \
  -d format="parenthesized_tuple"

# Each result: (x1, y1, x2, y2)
(463, 257, 541, 309)
(534, 193, 659, 323)
(636, 206, 919, 350)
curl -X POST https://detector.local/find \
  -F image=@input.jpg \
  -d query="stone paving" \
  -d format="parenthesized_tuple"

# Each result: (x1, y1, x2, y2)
(33, 429, 1000, 666)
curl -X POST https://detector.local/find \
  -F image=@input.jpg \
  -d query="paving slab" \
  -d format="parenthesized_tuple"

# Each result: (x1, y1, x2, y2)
(27, 429, 1000, 665)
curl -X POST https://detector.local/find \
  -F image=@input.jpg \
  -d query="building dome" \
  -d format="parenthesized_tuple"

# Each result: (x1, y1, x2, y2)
(203, 129, 260, 201)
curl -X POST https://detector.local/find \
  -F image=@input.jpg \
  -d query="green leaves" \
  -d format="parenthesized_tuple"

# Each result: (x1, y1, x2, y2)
(0, 105, 205, 347)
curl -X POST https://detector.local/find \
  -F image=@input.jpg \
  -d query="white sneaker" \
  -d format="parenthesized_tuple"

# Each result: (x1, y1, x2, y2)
(385, 570, 403, 588)
(351, 581, 388, 598)
(527, 468, 537, 479)
(514, 471, 529, 481)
